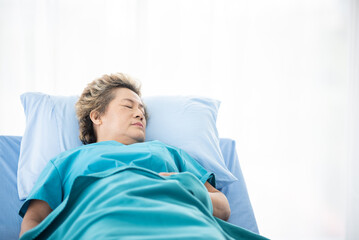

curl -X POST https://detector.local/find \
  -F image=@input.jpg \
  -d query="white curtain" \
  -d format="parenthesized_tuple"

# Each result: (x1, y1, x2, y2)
(347, 0, 359, 239)
(0, 0, 355, 239)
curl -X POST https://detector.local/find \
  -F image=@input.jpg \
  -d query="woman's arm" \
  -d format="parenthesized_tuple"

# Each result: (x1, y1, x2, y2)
(159, 172, 231, 221)
(19, 200, 52, 238)
(204, 181, 231, 221)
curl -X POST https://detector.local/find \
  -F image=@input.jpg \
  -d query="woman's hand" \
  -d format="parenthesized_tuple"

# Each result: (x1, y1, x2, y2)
(158, 172, 178, 176)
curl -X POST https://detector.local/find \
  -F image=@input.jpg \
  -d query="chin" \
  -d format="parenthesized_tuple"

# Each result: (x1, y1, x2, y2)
(136, 138, 145, 143)
(133, 135, 145, 143)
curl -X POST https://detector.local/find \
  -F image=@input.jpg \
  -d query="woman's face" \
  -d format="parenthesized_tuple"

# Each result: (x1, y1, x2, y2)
(93, 88, 146, 145)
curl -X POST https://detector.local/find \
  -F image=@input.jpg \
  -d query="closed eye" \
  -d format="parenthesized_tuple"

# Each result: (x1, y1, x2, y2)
(122, 104, 145, 116)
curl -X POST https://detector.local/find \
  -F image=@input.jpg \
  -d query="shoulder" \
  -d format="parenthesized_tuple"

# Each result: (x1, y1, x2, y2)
(54, 141, 122, 158)
(50, 142, 99, 165)
(144, 140, 182, 152)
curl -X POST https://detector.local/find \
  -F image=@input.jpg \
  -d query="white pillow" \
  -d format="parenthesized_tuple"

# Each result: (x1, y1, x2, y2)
(17, 92, 237, 200)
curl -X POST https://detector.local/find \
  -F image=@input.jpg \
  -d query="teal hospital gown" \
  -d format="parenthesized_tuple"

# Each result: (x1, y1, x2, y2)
(19, 140, 269, 240)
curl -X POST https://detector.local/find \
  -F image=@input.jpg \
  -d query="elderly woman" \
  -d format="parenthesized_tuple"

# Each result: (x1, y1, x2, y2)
(19, 73, 267, 240)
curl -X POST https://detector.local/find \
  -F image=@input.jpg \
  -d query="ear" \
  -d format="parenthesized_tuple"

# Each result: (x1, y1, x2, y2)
(90, 110, 102, 126)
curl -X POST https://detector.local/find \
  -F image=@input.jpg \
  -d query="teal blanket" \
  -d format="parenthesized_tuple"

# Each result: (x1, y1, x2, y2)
(20, 141, 269, 239)
(21, 167, 267, 239)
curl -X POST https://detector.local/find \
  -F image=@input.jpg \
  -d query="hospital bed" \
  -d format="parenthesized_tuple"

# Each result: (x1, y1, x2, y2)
(0, 93, 260, 239)
(1, 136, 257, 239)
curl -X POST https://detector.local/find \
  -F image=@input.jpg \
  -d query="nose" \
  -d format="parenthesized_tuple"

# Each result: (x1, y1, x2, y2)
(134, 109, 144, 121)
(135, 114, 143, 121)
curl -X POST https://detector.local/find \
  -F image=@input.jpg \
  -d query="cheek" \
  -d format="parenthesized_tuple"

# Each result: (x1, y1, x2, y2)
(119, 112, 133, 125)
(105, 113, 125, 126)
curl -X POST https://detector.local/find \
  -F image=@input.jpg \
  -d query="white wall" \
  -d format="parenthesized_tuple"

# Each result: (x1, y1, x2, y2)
(0, 1, 354, 239)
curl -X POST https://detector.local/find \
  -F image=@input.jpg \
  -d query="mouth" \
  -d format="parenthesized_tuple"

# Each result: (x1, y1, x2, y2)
(132, 122, 144, 128)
